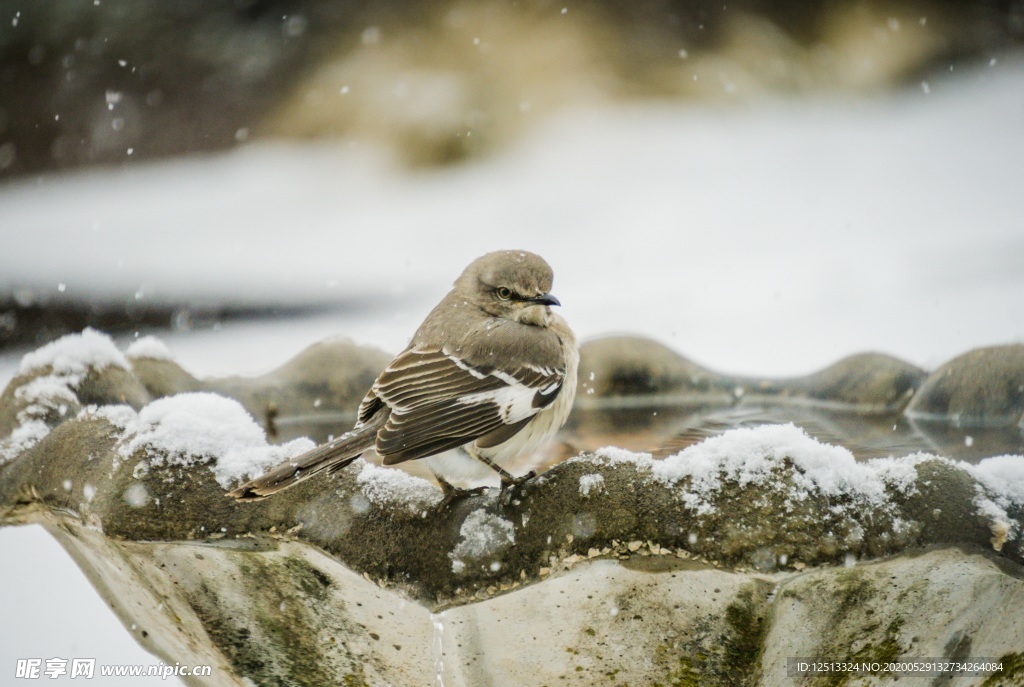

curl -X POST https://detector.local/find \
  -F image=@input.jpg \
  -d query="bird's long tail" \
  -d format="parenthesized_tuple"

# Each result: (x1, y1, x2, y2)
(228, 415, 383, 501)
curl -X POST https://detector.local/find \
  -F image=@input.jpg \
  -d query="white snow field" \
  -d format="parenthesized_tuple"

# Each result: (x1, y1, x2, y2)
(1, 58, 1023, 386)
(2, 57, 1024, 684)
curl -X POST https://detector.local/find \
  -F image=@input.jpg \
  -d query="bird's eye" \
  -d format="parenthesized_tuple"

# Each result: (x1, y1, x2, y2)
(496, 287, 512, 301)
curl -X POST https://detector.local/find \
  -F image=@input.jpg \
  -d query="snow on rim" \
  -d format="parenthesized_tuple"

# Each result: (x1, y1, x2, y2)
(19, 327, 129, 376)
(357, 461, 442, 511)
(587, 424, 1024, 542)
(652, 423, 924, 510)
(0, 420, 50, 464)
(114, 392, 314, 488)
(964, 454, 1024, 507)
(961, 454, 1024, 545)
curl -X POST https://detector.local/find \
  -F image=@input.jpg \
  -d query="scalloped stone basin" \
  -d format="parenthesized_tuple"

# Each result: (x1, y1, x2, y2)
(2, 330, 1023, 686)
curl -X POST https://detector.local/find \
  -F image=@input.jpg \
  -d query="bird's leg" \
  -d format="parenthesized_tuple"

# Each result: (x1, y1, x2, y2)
(468, 452, 537, 489)
(434, 475, 487, 512)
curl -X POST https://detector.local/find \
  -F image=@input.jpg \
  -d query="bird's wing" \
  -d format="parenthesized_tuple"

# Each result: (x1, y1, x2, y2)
(362, 346, 564, 465)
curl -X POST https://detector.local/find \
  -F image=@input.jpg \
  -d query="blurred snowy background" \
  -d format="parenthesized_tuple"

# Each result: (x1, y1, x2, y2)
(2, 0, 1024, 683)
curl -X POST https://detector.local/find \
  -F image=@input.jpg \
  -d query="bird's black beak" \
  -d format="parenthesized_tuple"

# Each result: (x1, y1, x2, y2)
(527, 292, 561, 307)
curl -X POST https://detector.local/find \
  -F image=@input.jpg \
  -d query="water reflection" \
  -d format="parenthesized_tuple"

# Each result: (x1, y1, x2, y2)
(566, 400, 1024, 464)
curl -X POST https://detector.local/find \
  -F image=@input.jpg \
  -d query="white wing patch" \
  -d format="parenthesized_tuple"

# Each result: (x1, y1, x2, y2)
(446, 354, 563, 424)
(457, 382, 541, 424)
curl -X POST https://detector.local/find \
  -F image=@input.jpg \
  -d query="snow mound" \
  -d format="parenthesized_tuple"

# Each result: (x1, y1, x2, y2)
(115, 392, 314, 488)
(19, 328, 129, 376)
(357, 461, 442, 512)
(450, 510, 516, 574)
(653, 423, 923, 515)
(126, 336, 175, 361)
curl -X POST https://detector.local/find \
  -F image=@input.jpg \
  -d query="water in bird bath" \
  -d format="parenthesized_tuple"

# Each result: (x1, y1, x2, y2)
(564, 401, 1024, 465)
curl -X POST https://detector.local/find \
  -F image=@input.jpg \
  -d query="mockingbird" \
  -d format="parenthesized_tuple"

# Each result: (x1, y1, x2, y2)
(229, 249, 578, 503)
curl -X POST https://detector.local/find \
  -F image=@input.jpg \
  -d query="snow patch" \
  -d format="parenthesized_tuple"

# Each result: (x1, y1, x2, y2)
(974, 497, 1014, 551)
(123, 482, 150, 508)
(115, 392, 314, 488)
(965, 454, 1024, 507)
(579, 473, 605, 497)
(450, 510, 516, 574)
(587, 446, 655, 468)
(126, 336, 174, 361)
(82, 404, 139, 429)
(16, 375, 79, 408)
(962, 454, 1024, 546)
(865, 453, 932, 495)
(0, 329, 127, 462)
(8, 372, 79, 437)
(0, 420, 51, 464)
(356, 461, 442, 511)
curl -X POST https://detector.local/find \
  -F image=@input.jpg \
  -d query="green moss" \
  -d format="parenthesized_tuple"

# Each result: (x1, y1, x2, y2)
(199, 553, 348, 687)
(981, 653, 1024, 687)
(651, 585, 768, 687)
(833, 572, 873, 619)
(798, 570, 906, 687)
(857, 619, 903, 665)
(192, 591, 267, 678)
(282, 556, 332, 600)
(657, 655, 702, 687)
(252, 598, 339, 686)
(722, 588, 766, 685)
(816, 618, 904, 687)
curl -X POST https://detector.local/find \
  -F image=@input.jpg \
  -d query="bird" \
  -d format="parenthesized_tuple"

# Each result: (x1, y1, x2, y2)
(229, 249, 578, 504)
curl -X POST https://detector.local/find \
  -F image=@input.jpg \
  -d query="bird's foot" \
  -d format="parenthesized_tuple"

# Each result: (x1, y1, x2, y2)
(500, 470, 536, 488)
(436, 478, 488, 512)
(499, 470, 537, 505)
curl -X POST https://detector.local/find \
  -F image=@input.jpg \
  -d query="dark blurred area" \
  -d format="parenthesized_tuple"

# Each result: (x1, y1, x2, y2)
(1, 0, 1022, 178)
(0, 297, 333, 349)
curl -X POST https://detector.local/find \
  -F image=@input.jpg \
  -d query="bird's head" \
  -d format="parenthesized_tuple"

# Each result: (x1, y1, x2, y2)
(457, 250, 561, 326)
